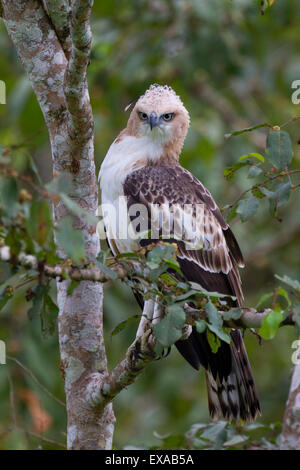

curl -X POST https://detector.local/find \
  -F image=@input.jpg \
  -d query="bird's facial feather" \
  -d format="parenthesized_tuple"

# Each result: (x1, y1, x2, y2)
(127, 85, 190, 149)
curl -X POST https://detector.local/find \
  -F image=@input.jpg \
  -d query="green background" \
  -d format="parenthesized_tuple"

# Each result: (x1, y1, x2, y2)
(0, 0, 299, 449)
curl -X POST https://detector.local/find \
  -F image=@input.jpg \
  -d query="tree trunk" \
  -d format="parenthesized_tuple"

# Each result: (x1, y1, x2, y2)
(1, 0, 115, 449)
(280, 340, 300, 449)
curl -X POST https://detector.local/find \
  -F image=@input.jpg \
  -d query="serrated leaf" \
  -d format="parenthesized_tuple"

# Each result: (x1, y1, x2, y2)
(259, 309, 283, 339)
(266, 130, 293, 170)
(236, 197, 259, 222)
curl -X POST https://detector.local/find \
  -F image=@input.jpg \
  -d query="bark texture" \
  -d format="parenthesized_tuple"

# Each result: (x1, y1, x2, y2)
(280, 341, 300, 449)
(1, 0, 115, 449)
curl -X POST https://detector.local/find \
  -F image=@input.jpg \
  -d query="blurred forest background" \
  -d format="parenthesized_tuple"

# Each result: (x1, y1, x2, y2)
(0, 0, 300, 449)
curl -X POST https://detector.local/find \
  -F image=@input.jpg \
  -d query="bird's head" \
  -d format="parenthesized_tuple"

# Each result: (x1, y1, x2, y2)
(126, 84, 190, 160)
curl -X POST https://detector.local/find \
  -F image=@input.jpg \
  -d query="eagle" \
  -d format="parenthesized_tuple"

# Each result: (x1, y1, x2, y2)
(99, 84, 260, 422)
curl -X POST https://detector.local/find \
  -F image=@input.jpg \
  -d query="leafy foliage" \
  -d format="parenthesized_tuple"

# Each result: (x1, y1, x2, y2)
(0, 0, 300, 450)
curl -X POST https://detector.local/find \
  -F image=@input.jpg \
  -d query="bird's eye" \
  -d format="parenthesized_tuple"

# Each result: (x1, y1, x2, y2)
(162, 113, 174, 122)
(138, 112, 148, 121)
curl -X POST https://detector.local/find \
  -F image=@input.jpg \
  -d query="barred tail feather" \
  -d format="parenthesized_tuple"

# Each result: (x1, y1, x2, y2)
(205, 329, 261, 422)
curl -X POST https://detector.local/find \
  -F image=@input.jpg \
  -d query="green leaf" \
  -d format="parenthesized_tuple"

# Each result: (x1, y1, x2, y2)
(224, 161, 248, 180)
(195, 320, 207, 333)
(60, 194, 99, 225)
(89, 255, 117, 280)
(205, 301, 222, 328)
(266, 129, 293, 170)
(55, 216, 85, 263)
(236, 196, 259, 222)
(27, 285, 48, 320)
(0, 261, 13, 284)
(0, 286, 14, 310)
(0, 178, 18, 218)
(67, 280, 80, 296)
(207, 324, 231, 344)
(27, 285, 58, 337)
(256, 292, 273, 308)
(42, 294, 58, 337)
(292, 303, 300, 329)
(206, 328, 221, 353)
(259, 309, 283, 339)
(276, 287, 291, 307)
(223, 307, 242, 321)
(239, 153, 265, 163)
(26, 200, 52, 245)
(46, 173, 73, 195)
(152, 304, 185, 347)
(275, 274, 300, 292)
(111, 314, 140, 336)
(260, 182, 291, 216)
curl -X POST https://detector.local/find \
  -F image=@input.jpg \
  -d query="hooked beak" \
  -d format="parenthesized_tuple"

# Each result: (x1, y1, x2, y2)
(149, 112, 159, 130)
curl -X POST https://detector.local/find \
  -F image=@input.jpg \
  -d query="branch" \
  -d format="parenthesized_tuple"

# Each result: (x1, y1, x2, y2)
(223, 169, 300, 212)
(2, 0, 115, 449)
(0, 246, 127, 282)
(64, 0, 94, 147)
(0, 245, 295, 330)
(86, 330, 157, 410)
(86, 303, 295, 411)
(44, 1, 72, 58)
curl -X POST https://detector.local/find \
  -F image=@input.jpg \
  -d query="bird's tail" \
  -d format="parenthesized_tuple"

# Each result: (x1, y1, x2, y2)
(176, 328, 261, 422)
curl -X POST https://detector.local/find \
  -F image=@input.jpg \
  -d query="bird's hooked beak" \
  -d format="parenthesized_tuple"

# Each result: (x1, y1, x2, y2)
(149, 112, 159, 130)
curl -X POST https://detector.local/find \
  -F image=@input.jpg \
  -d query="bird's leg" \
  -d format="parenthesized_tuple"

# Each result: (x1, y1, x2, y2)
(128, 329, 156, 365)
(152, 297, 164, 325)
(136, 299, 155, 338)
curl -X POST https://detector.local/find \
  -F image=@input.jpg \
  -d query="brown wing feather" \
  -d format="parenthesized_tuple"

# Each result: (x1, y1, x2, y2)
(123, 164, 243, 304)
(124, 165, 260, 422)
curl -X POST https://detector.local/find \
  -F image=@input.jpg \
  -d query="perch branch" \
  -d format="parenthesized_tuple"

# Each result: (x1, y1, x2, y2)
(44, 1, 72, 58)
(64, 0, 94, 146)
(0, 245, 295, 330)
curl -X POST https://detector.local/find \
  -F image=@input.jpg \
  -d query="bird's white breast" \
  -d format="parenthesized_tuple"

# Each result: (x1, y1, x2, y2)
(99, 134, 163, 254)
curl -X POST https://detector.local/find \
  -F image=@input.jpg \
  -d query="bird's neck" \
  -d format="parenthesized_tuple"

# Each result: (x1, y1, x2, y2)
(99, 131, 181, 202)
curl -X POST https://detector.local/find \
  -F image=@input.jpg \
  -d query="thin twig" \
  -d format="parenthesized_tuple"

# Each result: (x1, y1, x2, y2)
(7, 369, 18, 427)
(223, 169, 300, 211)
(7, 355, 65, 408)
(9, 426, 67, 449)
